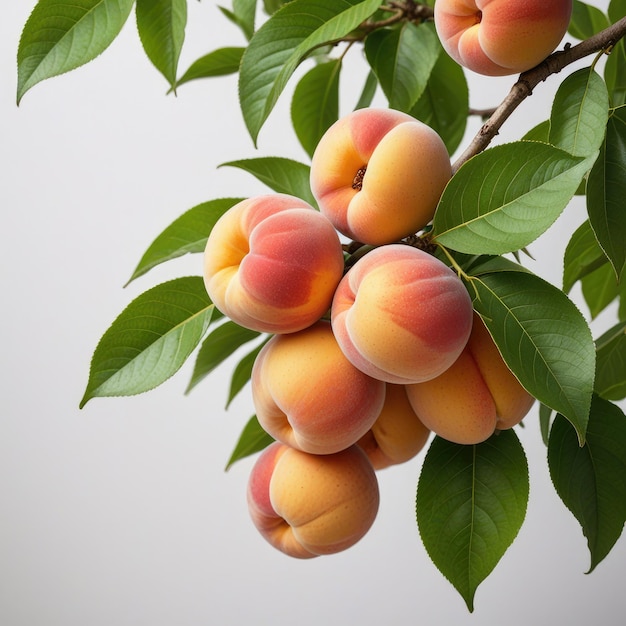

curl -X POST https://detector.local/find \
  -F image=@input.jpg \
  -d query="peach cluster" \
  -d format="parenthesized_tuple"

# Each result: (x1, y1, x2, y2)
(202, 107, 535, 559)
(434, 0, 573, 76)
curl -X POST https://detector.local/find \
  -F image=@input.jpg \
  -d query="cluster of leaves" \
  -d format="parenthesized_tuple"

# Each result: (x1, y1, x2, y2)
(17, 0, 626, 613)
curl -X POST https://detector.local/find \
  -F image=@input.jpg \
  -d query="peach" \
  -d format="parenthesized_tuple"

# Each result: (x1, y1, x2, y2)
(310, 108, 452, 245)
(357, 383, 430, 470)
(247, 442, 380, 558)
(405, 313, 536, 444)
(434, 0, 573, 76)
(251, 321, 386, 455)
(203, 194, 344, 334)
(331, 244, 473, 385)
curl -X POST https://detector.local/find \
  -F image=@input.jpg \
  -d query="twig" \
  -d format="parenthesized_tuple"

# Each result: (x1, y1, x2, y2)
(452, 16, 626, 174)
(468, 107, 498, 118)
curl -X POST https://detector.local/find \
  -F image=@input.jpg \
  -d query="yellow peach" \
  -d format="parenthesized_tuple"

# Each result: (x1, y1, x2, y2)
(203, 194, 344, 334)
(465, 312, 536, 429)
(251, 321, 386, 455)
(405, 313, 535, 444)
(331, 244, 473, 384)
(357, 383, 430, 469)
(247, 442, 380, 558)
(310, 108, 451, 245)
(434, 0, 573, 76)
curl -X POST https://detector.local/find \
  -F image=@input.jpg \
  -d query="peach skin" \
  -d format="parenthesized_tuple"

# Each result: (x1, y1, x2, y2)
(434, 0, 573, 76)
(357, 383, 430, 470)
(310, 108, 451, 245)
(464, 312, 536, 429)
(203, 194, 344, 334)
(331, 244, 473, 385)
(247, 442, 380, 558)
(405, 313, 535, 445)
(251, 321, 386, 455)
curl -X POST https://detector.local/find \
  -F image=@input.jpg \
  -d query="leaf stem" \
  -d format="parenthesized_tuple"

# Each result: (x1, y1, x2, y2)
(436, 242, 469, 282)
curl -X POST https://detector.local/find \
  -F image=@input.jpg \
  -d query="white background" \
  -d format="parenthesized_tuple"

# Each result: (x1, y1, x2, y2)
(2, 2, 625, 624)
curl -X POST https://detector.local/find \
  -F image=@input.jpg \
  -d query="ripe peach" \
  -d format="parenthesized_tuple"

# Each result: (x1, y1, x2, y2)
(434, 0, 573, 76)
(251, 321, 386, 455)
(405, 313, 536, 444)
(331, 244, 473, 385)
(357, 383, 430, 470)
(203, 194, 344, 334)
(310, 108, 451, 245)
(247, 442, 380, 558)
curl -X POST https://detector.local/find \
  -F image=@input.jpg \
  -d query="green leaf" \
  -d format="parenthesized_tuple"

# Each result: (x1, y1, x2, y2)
(126, 198, 244, 285)
(563, 219, 609, 293)
(568, 1, 610, 40)
(587, 106, 626, 281)
(432, 142, 590, 255)
(409, 38, 468, 156)
(354, 69, 378, 110)
(416, 431, 529, 612)
(226, 338, 270, 408)
(263, 0, 289, 15)
(605, 38, 626, 106)
(225, 415, 274, 470)
(136, 0, 187, 90)
(175, 47, 244, 89)
(291, 59, 341, 159)
(219, 0, 256, 41)
(80, 277, 216, 407)
(595, 322, 626, 401)
(464, 255, 534, 277)
(539, 403, 554, 446)
(548, 396, 626, 572)
(239, 0, 383, 145)
(469, 270, 595, 444)
(548, 67, 609, 158)
(522, 119, 550, 143)
(219, 157, 317, 207)
(186, 321, 260, 392)
(17, 0, 135, 103)
(581, 261, 619, 319)
(364, 21, 440, 113)
(606, 0, 626, 105)
(609, 0, 626, 22)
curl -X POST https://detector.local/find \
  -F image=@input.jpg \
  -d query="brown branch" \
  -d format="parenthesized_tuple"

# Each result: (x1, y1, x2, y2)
(350, 1, 434, 39)
(389, 1, 434, 23)
(360, 7, 404, 33)
(468, 107, 498, 118)
(452, 16, 626, 174)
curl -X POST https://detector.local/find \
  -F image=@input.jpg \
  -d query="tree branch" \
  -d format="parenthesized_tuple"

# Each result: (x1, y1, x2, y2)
(452, 16, 626, 174)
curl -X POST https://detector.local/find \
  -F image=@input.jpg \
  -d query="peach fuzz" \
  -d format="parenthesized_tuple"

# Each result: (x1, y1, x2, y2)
(203, 194, 344, 334)
(331, 244, 473, 385)
(405, 313, 536, 445)
(357, 383, 430, 470)
(310, 108, 451, 246)
(247, 442, 380, 558)
(434, 0, 573, 76)
(251, 321, 386, 455)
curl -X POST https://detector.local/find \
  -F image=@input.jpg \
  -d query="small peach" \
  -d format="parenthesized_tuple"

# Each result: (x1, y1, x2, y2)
(331, 244, 473, 384)
(434, 0, 573, 76)
(357, 383, 430, 469)
(251, 321, 386, 455)
(247, 442, 380, 558)
(405, 313, 535, 444)
(203, 194, 344, 334)
(310, 108, 451, 245)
